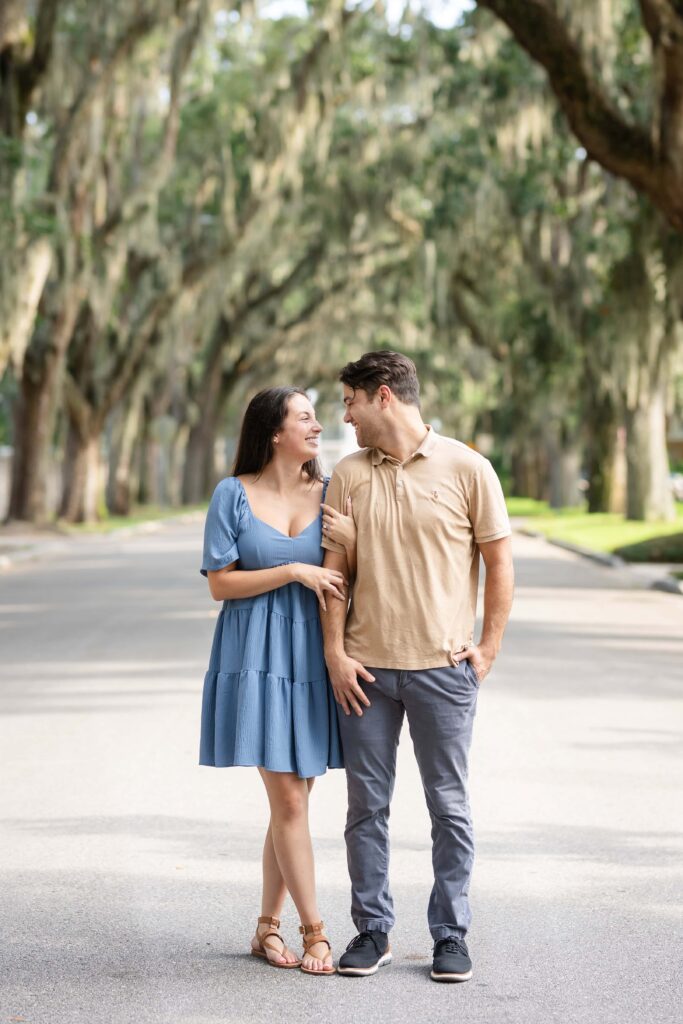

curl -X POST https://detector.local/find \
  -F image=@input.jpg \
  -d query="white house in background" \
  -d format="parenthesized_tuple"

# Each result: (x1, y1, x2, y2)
(320, 422, 359, 474)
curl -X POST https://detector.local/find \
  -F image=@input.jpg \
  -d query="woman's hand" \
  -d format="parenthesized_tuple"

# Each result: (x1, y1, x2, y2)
(321, 497, 356, 550)
(291, 563, 348, 611)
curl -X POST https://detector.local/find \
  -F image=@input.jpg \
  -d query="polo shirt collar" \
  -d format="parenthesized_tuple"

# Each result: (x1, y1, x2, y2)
(371, 425, 438, 465)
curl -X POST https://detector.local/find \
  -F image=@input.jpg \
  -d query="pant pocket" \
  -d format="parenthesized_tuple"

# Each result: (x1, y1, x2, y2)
(463, 659, 480, 687)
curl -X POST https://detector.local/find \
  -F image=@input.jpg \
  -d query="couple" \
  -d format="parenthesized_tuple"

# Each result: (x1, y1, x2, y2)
(199, 350, 513, 981)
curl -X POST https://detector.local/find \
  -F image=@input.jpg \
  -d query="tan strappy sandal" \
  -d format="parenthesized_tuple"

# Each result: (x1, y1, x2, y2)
(299, 921, 336, 976)
(251, 915, 301, 969)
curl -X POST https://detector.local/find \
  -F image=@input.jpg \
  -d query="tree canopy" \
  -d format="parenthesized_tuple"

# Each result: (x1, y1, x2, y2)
(1, 0, 681, 524)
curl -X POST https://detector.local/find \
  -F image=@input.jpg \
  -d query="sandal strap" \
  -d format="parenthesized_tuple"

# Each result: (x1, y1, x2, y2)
(299, 922, 332, 954)
(303, 937, 331, 954)
(299, 921, 325, 936)
(258, 915, 281, 928)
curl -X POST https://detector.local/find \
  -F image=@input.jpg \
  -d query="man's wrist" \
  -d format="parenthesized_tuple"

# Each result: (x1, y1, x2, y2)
(477, 637, 500, 659)
(324, 644, 347, 665)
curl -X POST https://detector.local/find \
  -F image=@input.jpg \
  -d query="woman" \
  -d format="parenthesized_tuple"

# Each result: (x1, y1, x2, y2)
(199, 386, 356, 976)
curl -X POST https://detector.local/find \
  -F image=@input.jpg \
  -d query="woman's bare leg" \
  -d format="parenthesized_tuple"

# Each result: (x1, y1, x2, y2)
(251, 824, 298, 964)
(258, 769, 331, 972)
(261, 777, 315, 915)
(261, 823, 287, 916)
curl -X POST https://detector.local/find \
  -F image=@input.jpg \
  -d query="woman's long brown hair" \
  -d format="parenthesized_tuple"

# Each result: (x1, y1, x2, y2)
(232, 386, 323, 482)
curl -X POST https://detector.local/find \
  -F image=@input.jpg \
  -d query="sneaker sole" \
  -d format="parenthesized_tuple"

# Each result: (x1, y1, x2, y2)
(430, 968, 473, 983)
(337, 952, 393, 976)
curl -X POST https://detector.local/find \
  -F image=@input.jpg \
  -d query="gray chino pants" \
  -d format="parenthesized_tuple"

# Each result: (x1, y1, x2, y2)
(337, 661, 479, 941)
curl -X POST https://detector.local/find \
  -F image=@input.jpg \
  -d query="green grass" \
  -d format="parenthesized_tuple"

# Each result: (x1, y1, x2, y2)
(59, 503, 206, 535)
(505, 497, 568, 517)
(512, 499, 683, 562)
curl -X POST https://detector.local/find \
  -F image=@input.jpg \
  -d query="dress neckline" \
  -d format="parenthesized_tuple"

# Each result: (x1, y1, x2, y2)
(236, 477, 324, 540)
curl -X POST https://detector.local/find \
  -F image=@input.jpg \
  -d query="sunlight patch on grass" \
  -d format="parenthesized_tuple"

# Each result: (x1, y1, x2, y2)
(516, 501, 683, 559)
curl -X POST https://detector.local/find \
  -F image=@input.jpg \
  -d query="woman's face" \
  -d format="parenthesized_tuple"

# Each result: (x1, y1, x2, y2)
(275, 393, 322, 461)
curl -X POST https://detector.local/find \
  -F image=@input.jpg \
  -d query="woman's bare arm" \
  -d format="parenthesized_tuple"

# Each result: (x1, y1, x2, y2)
(207, 563, 296, 602)
(207, 561, 347, 606)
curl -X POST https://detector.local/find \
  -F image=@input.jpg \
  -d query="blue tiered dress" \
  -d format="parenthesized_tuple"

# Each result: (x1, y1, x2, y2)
(199, 476, 343, 778)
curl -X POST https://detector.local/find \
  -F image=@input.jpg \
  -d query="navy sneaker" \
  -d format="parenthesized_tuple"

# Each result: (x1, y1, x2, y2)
(431, 936, 472, 982)
(337, 930, 392, 976)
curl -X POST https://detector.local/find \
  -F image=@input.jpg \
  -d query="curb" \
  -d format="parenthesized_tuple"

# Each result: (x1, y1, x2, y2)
(517, 527, 683, 596)
(650, 577, 683, 595)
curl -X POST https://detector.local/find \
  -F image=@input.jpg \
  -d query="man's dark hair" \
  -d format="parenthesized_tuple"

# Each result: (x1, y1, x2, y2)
(339, 350, 420, 406)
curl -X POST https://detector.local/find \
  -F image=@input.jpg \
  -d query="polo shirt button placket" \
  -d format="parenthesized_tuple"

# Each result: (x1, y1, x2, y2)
(396, 465, 404, 500)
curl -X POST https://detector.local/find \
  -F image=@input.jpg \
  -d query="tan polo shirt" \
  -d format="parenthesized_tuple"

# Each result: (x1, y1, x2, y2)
(322, 427, 511, 669)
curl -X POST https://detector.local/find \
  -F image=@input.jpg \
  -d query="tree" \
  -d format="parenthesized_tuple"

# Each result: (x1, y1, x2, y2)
(6, 0, 204, 522)
(476, 0, 683, 233)
(468, 3, 681, 517)
(0, 0, 60, 375)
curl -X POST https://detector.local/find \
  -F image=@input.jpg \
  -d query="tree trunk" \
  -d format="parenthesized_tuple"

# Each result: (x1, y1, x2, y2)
(137, 399, 165, 507)
(169, 422, 190, 508)
(7, 284, 81, 522)
(584, 388, 618, 514)
(106, 374, 148, 515)
(182, 411, 221, 504)
(0, 237, 52, 376)
(546, 421, 582, 508)
(609, 426, 627, 515)
(608, 218, 677, 521)
(58, 421, 102, 523)
(548, 446, 581, 509)
(510, 443, 546, 500)
(625, 377, 675, 521)
(0, 1, 59, 376)
(181, 320, 226, 504)
(8, 341, 63, 522)
(143, 436, 161, 506)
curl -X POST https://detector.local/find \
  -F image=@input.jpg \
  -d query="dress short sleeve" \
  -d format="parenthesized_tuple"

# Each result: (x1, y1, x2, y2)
(200, 477, 246, 577)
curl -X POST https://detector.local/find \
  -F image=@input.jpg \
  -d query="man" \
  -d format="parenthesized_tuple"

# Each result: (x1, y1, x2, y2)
(320, 351, 514, 983)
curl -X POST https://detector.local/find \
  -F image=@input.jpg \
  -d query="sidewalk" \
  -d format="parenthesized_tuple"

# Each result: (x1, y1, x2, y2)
(512, 518, 683, 595)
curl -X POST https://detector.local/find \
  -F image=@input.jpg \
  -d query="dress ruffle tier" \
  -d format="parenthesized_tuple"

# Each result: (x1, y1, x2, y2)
(199, 492, 344, 777)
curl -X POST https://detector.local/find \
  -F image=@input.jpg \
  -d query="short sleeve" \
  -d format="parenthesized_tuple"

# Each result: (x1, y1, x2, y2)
(320, 470, 346, 554)
(469, 459, 511, 544)
(200, 477, 245, 576)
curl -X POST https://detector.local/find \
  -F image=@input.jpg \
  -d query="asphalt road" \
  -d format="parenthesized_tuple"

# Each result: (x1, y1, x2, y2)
(1, 521, 681, 1024)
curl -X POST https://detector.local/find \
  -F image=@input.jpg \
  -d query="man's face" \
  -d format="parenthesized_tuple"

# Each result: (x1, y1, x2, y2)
(342, 385, 382, 449)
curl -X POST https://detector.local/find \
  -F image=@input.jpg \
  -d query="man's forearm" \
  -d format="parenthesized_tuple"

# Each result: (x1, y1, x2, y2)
(320, 551, 350, 660)
(478, 558, 514, 655)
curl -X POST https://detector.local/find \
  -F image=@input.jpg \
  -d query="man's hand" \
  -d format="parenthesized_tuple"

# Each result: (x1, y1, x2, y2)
(327, 652, 376, 716)
(452, 643, 496, 683)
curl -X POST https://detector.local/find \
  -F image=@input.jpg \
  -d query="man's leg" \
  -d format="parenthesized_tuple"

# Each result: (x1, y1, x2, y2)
(337, 668, 404, 934)
(402, 662, 479, 941)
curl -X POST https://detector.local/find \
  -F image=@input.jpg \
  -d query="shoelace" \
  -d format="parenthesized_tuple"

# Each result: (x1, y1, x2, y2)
(347, 931, 380, 952)
(437, 937, 468, 957)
